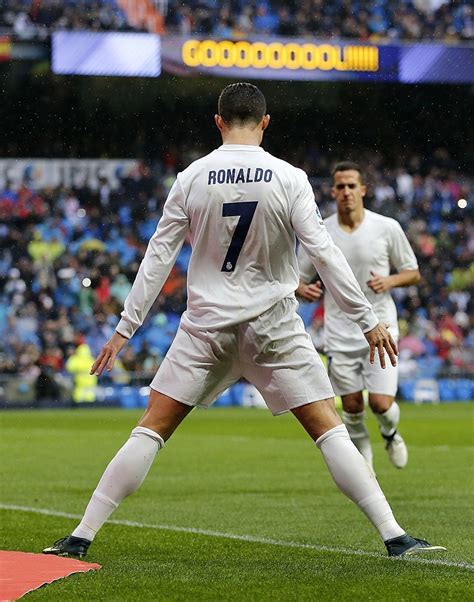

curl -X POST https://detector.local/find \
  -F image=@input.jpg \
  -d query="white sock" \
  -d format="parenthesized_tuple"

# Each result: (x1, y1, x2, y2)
(374, 402, 400, 437)
(316, 424, 405, 541)
(72, 427, 164, 541)
(342, 410, 374, 471)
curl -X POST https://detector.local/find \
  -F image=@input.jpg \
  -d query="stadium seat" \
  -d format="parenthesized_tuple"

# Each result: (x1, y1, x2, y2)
(438, 379, 458, 402)
(297, 301, 318, 328)
(413, 379, 440, 405)
(241, 384, 266, 409)
(214, 388, 234, 407)
(230, 382, 246, 407)
(398, 380, 415, 402)
(117, 385, 134, 408)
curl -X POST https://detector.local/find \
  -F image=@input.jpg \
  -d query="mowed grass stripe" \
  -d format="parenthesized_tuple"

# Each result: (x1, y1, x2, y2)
(1, 503, 472, 571)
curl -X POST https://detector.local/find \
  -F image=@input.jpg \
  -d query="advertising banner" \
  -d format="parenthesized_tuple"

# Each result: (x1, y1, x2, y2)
(45, 33, 474, 83)
(52, 32, 161, 77)
(161, 36, 474, 84)
(0, 159, 141, 190)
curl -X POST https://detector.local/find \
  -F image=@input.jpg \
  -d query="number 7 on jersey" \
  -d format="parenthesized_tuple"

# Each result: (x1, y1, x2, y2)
(221, 201, 258, 272)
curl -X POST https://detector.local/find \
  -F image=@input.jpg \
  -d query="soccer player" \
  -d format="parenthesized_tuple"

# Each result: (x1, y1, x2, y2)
(297, 161, 420, 474)
(44, 84, 443, 559)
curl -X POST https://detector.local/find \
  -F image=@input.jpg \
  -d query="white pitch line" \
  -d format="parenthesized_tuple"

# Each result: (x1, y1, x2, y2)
(1, 503, 472, 571)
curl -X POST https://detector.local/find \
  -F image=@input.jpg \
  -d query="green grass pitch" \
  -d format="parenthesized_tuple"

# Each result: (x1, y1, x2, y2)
(1, 403, 473, 601)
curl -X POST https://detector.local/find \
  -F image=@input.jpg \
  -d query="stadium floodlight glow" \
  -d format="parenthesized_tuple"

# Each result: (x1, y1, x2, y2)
(52, 31, 161, 77)
(457, 199, 467, 209)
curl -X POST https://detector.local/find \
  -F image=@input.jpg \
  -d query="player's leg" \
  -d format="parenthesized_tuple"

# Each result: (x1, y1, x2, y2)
(341, 391, 374, 474)
(365, 354, 407, 468)
(243, 299, 444, 555)
(44, 325, 240, 557)
(369, 394, 408, 468)
(241, 300, 403, 542)
(328, 352, 374, 472)
(70, 391, 191, 540)
(43, 391, 192, 557)
(291, 399, 405, 542)
(292, 400, 445, 555)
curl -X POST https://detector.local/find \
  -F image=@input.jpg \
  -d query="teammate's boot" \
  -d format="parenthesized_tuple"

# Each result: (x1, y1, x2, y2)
(382, 430, 408, 468)
(43, 535, 91, 558)
(385, 533, 446, 557)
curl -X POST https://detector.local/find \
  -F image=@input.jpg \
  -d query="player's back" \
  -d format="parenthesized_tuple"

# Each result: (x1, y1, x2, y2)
(178, 144, 303, 331)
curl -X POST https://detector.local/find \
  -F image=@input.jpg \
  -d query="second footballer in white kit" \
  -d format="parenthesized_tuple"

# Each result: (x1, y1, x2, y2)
(44, 85, 443, 560)
(297, 161, 420, 473)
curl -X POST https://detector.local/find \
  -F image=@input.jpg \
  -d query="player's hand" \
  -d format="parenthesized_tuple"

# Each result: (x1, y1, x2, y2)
(90, 331, 128, 376)
(367, 271, 392, 294)
(296, 280, 323, 302)
(364, 322, 398, 369)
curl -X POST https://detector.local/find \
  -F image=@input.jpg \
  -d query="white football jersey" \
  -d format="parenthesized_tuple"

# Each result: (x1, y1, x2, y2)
(116, 144, 378, 338)
(298, 209, 419, 353)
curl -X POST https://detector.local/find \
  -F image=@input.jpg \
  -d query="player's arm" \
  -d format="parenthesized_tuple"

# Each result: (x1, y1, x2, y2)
(296, 279, 323, 302)
(296, 245, 323, 301)
(291, 177, 397, 368)
(367, 221, 420, 294)
(367, 269, 420, 294)
(91, 178, 190, 376)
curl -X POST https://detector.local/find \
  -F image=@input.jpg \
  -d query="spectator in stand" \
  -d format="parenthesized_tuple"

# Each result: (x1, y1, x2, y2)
(65, 342, 97, 403)
(110, 274, 132, 306)
(254, 4, 279, 34)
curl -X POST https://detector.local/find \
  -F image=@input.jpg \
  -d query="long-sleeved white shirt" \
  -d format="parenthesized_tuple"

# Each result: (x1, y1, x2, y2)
(116, 144, 378, 338)
(298, 209, 419, 353)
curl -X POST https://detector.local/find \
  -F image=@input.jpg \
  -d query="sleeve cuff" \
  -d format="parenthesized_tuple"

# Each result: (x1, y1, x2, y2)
(358, 310, 379, 334)
(116, 318, 133, 340)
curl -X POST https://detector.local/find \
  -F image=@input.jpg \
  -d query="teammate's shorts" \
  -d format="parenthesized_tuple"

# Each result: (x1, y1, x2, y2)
(326, 346, 399, 397)
(151, 297, 334, 415)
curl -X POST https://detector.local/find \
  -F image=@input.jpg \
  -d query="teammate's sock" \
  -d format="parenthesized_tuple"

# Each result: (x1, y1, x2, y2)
(71, 427, 164, 541)
(316, 424, 405, 541)
(342, 410, 374, 470)
(374, 402, 400, 437)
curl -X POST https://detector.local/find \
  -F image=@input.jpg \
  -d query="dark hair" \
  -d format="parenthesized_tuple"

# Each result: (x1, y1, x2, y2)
(218, 83, 266, 126)
(331, 161, 364, 184)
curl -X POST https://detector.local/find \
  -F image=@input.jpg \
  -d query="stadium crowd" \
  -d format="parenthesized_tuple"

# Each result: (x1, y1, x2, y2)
(2, 0, 473, 40)
(0, 146, 472, 403)
(0, 0, 140, 39)
(166, 0, 474, 41)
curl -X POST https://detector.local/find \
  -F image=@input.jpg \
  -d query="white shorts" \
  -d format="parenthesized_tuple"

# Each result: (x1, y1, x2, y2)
(151, 297, 334, 416)
(327, 348, 398, 397)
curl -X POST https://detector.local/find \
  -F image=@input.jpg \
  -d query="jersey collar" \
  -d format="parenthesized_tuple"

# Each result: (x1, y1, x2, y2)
(217, 144, 265, 152)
